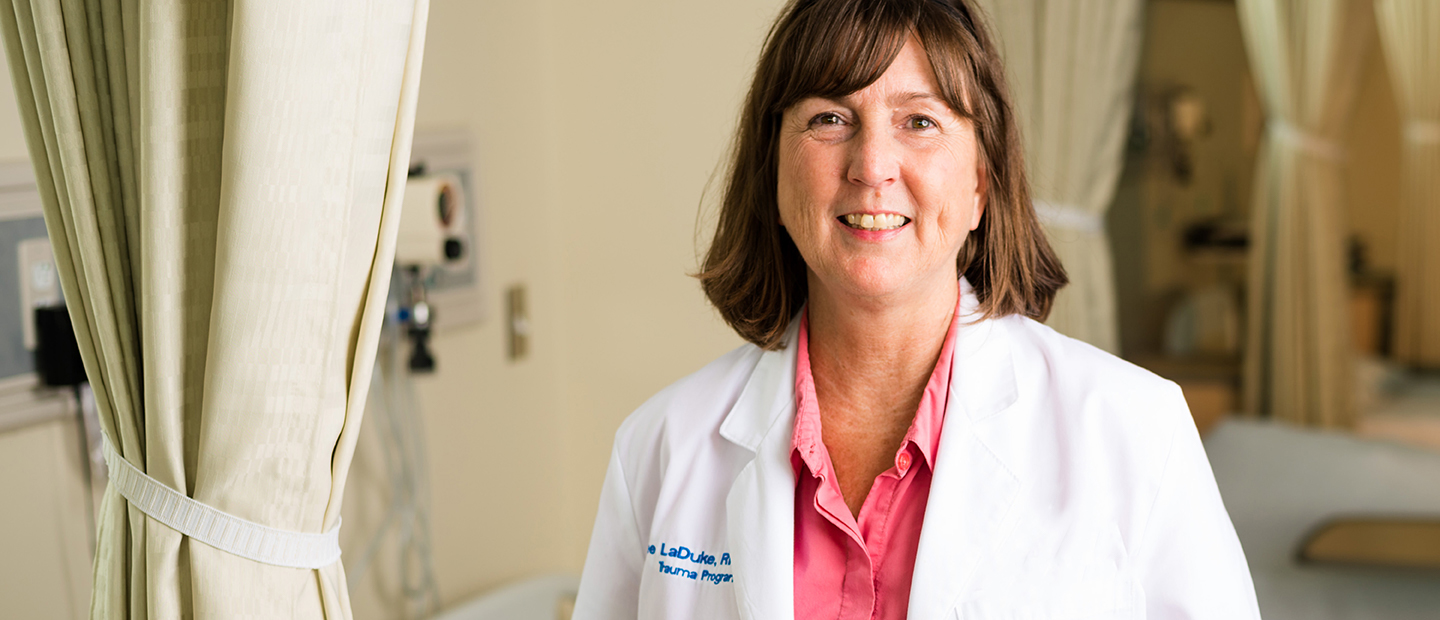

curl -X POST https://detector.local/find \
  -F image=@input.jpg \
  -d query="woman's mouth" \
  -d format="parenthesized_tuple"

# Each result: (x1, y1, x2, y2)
(839, 213, 910, 231)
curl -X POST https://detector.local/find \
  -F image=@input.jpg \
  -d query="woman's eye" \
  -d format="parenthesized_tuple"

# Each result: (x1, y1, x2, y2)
(908, 116, 937, 130)
(811, 113, 844, 127)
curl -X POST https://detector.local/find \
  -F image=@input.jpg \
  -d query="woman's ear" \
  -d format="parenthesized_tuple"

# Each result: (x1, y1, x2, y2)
(970, 168, 987, 231)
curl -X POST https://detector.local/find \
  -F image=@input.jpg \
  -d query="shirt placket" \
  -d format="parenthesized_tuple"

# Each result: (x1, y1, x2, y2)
(807, 452, 875, 619)
(806, 441, 923, 620)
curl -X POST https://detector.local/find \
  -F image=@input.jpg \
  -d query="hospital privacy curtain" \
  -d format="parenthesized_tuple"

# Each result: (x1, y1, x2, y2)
(1376, 1, 1440, 368)
(976, 0, 1145, 354)
(1236, 0, 1370, 427)
(0, 0, 428, 617)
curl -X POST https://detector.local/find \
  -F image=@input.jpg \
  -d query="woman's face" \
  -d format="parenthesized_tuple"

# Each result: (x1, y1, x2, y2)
(777, 37, 984, 307)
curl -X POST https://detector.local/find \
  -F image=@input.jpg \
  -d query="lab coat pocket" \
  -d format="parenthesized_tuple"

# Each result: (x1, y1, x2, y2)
(953, 575, 1144, 620)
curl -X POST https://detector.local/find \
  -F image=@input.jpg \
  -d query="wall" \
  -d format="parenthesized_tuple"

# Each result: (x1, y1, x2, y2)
(351, 0, 784, 612)
(546, 0, 778, 568)
(1345, 43, 1402, 274)
(0, 410, 92, 618)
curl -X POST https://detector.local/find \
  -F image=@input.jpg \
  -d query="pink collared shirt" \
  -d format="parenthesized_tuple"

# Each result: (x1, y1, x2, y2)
(791, 289, 963, 620)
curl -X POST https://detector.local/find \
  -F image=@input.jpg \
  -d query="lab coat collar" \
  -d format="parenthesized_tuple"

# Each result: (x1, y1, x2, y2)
(721, 314, 800, 620)
(718, 314, 800, 452)
(718, 278, 1020, 620)
(909, 295, 1021, 620)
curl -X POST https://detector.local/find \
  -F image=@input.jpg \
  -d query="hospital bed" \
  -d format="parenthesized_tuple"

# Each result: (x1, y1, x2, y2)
(1205, 419, 1440, 619)
(430, 574, 578, 620)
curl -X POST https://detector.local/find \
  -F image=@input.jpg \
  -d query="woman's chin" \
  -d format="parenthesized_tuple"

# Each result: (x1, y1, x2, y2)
(818, 268, 919, 304)
(809, 257, 960, 307)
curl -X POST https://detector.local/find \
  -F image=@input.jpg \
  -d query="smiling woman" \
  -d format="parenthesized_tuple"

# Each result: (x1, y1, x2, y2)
(776, 39, 986, 325)
(574, 1, 1261, 619)
(699, 0, 1065, 352)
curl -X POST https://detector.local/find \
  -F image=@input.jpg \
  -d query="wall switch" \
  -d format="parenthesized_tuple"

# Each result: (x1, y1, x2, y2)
(18, 237, 60, 350)
(506, 284, 529, 361)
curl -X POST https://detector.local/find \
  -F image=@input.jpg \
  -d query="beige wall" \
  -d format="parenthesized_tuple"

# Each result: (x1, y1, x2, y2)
(1346, 42, 1403, 274)
(0, 417, 92, 619)
(545, 0, 776, 569)
(350, 0, 782, 613)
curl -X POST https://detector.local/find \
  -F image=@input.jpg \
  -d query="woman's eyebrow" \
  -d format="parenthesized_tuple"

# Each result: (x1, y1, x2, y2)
(813, 91, 945, 109)
(891, 91, 946, 106)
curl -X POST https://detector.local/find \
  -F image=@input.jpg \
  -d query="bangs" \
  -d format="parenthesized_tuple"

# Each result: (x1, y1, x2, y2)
(764, 0, 919, 114)
(763, 0, 979, 119)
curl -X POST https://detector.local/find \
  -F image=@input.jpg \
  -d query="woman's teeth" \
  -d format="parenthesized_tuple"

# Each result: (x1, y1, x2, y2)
(842, 213, 909, 230)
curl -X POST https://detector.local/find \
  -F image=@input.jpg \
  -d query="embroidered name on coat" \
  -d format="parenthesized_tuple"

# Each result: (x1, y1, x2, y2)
(648, 542, 732, 584)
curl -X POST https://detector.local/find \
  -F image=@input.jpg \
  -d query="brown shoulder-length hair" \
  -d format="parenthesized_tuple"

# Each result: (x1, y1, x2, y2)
(698, 0, 1067, 350)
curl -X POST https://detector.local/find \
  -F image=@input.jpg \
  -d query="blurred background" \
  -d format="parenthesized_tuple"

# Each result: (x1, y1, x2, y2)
(2, 0, 1438, 618)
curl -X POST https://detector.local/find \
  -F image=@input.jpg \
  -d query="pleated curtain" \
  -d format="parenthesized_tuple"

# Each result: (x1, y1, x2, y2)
(1236, 0, 1371, 427)
(0, 0, 428, 616)
(1376, 1, 1440, 368)
(976, 0, 1145, 354)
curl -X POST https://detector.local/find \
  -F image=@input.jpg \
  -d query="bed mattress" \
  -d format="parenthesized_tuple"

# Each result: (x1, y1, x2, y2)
(1204, 419, 1440, 619)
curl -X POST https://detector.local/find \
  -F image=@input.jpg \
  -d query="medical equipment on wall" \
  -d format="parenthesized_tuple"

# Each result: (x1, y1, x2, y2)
(395, 167, 469, 373)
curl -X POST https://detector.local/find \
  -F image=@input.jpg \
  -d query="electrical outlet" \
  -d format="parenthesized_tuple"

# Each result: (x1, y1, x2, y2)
(17, 237, 59, 350)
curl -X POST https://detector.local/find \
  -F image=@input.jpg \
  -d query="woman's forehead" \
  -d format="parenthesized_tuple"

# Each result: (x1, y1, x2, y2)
(845, 39, 942, 102)
(784, 35, 971, 116)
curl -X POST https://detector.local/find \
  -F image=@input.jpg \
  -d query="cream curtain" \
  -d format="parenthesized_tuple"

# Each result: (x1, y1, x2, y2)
(977, 0, 1145, 354)
(0, 0, 428, 617)
(1376, 1, 1440, 367)
(1236, 0, 1371, 426)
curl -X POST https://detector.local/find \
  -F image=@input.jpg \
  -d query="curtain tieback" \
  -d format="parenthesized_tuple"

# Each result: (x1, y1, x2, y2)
(1034, 200, 1103, 234)
(101, 434, 342, 569)
(1269, 120, 1345, 161)
(1405, 120, 1440, 145)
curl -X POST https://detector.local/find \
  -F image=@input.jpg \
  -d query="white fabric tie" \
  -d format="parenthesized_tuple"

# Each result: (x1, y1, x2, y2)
(1034, 200, 1103, 234)
(102, 434, 342, 569)
(1269, 120, 1346, 161)
(1405, 120, 1440, 145)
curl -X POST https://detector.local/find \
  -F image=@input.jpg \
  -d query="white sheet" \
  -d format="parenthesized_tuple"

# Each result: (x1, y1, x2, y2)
(1205, 419, 1440, 619)
(431, 574, 578, 620)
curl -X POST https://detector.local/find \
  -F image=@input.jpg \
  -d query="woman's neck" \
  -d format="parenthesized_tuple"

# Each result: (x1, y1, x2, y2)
(805, 276, 958, 424)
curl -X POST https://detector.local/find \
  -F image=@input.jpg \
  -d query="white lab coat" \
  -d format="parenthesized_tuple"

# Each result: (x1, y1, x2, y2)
(574, 282, 1261, 619)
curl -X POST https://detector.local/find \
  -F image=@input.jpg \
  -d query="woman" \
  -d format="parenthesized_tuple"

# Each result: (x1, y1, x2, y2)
(575, 0, 1260, 618)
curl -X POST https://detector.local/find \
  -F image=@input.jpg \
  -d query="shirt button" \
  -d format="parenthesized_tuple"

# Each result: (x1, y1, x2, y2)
(896, 452, 911, 473)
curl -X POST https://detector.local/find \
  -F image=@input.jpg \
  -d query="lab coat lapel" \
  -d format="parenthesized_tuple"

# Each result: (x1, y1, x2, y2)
(908, 313, 1022, 620)
(720, 319, 800, 620)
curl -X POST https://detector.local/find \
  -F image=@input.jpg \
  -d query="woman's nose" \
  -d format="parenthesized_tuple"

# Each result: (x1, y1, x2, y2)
(846, 125, 899, 189)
